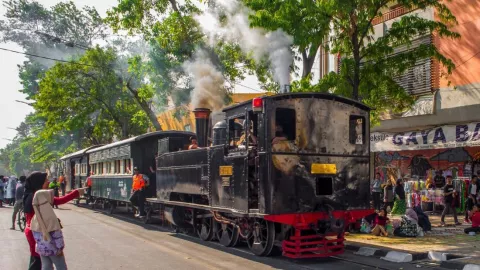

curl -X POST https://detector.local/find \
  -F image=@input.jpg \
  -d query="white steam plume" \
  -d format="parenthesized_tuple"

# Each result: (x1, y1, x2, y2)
(196, 0, 293, 90)
(183, 50, 227, 111)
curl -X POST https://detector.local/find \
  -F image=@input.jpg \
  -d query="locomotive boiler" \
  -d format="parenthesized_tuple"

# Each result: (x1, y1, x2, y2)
(150, 92, 373, 258)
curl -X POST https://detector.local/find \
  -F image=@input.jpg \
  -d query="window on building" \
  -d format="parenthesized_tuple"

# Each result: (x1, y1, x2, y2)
(349, 115, 366, 145)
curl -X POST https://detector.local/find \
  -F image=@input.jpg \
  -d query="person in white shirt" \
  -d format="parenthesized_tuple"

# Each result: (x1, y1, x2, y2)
(466, 175, 479, 223)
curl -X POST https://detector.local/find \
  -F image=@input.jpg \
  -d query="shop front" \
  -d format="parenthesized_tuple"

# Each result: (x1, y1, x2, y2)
(371, 122, 480, 212)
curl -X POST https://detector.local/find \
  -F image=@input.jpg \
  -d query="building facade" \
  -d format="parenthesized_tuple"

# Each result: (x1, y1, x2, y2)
(368, 0, 480, 183)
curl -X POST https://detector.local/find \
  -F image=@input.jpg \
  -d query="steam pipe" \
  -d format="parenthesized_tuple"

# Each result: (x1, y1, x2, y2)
(193, 108, 211, 147)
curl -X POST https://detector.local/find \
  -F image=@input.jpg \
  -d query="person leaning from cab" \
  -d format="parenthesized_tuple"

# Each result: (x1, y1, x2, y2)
(237, 121, 257, 147)
(272, 124, 288, 145)
(130, 167, 147, 218)
(188, 136, 198, 150)
(23, 171, 87, 270)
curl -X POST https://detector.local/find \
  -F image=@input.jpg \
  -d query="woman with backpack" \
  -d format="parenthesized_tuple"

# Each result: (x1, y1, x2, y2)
(23, 171, 86, 270)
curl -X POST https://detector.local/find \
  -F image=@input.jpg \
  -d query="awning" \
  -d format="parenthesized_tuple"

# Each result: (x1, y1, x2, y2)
(371, 121, 480, 152)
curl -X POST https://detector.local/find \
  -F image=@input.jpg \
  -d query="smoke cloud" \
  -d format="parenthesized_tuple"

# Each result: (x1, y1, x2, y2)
(183, 50, 227, 111)
(196, 0, 293, 89)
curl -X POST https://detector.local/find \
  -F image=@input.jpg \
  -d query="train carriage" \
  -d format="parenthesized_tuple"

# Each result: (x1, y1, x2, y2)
(59, 145, 101, 192)
(86, 131, 194, 209)
(150, 92, 373, 259)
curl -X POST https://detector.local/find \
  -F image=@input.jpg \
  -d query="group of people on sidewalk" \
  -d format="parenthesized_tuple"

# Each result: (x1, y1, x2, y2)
(371, 172, 480, 236)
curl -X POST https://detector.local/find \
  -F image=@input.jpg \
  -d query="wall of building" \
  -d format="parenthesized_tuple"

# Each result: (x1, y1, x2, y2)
(373, 1, 480, 132)
(435, 0, 480, 110)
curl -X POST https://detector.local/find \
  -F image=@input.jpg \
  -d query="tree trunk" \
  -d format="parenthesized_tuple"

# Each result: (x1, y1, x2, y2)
(301, 50, 316, 79)
(126, 84, 163, 131)
(352, 33, 361, 101)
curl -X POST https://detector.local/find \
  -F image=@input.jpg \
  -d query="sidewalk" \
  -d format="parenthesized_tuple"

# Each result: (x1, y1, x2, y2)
(345, 213, 480, 265)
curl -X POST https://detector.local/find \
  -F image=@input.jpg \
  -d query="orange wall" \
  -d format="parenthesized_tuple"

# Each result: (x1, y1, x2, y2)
(437, 0, 480, 88)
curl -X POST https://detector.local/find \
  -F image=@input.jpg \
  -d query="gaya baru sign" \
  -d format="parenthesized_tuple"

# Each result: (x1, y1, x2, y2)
(371, 122, 480, 152)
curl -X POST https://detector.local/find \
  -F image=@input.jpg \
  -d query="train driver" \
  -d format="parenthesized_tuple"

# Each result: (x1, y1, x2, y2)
(130, 167, 147, 218)
(272, 125, 288, 145)
(188, 136, 198, 150)
(238, 120, 257, 147)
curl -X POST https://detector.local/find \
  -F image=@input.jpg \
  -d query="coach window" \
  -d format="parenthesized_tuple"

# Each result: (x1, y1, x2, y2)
(124, 159, 132, 174)
(114, 160, 121, 174)
(349, 115, 366, 145)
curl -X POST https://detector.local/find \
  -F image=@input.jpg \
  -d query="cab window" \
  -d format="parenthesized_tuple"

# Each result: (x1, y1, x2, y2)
(274, 108, 296, 141)
(228, 116, 245, 149)
(349, 115, 366, 145)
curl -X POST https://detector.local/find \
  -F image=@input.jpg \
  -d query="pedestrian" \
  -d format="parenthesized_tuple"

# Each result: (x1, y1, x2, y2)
(371, 209, 389, 236)
(129, 167, 147, 218)
(6, 175, 17, 205)
(383, 180, 394, 212)
(372, 173, 383, 211)
(440, 175, 461, 226)
(0, 176, 5, 207)
(465, 175, 479, 223)
(464, 204, 480, 234)
(434, 170, 446, 189)
(58, 173, 66, 196)
(394, 208, 419, 237)
(414, 205, 432, 232)
(391, 179, 406, 215)
(48, 178, 60, 209)
(10, 175, 26, 230)
(188, 136, 198, 150)
(23, 171, 86, 270)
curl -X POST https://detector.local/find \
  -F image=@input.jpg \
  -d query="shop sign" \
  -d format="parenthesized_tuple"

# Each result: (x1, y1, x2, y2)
(371, 122, 480, 152)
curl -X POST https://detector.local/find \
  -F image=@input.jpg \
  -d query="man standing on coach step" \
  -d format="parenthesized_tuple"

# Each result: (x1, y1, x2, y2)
(130, 167, 147, 218)
(59, 172, 66, 196)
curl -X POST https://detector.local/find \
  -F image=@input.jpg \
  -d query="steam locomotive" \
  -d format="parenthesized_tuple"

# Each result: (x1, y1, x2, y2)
(60, 92, 373, 259)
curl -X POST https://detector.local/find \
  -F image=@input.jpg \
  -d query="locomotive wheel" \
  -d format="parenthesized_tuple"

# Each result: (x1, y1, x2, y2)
(196, 216, 214, 241)
(247, 219, 275, 256)
(215, 222, 239, 247)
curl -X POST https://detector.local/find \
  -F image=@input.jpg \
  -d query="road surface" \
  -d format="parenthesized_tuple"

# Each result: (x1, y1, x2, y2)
(0, 202, 440, 269)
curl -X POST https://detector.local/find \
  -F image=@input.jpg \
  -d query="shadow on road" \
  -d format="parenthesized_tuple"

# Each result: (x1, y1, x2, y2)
(72, 202, 343, 270)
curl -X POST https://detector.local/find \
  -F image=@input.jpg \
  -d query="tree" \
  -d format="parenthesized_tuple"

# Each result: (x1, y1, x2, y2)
(0, 0, 107, 98)
(106, 0, 254, 106)
(246, 0, 459, 124)
(35, 47, 152, 142)
(243, 0, 330, 79)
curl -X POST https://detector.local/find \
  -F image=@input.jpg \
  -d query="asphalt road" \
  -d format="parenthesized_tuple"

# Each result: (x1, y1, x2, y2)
(0, 202, 440, 270)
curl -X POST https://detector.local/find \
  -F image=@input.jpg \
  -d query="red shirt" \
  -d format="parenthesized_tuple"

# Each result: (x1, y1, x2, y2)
(375, 215, 389, 226)
(472, 212, 480, 228)
(25, 190, 80, 257)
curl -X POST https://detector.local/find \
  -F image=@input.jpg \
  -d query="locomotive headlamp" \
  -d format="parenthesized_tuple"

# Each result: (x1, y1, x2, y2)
(252, 98, 263, 112)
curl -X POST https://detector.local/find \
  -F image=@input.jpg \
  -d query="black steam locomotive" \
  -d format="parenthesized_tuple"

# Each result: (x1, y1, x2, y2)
(61, 92, 373, 259)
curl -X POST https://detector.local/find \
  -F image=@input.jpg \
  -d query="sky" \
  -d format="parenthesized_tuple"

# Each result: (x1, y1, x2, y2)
(0, 0, 261, 148)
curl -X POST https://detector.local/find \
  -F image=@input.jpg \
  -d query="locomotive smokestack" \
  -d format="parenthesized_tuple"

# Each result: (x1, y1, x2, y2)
(193, 108, 211, 147)
(281, 84, 291, 93)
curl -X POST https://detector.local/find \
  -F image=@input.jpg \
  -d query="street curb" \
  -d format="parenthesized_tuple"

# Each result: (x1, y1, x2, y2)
(345, 243, 428, 261)
(347, 244, 480, 269)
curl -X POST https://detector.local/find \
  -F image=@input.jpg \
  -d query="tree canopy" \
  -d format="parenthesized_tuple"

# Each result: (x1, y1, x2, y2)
(245, 0, 459, 124)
